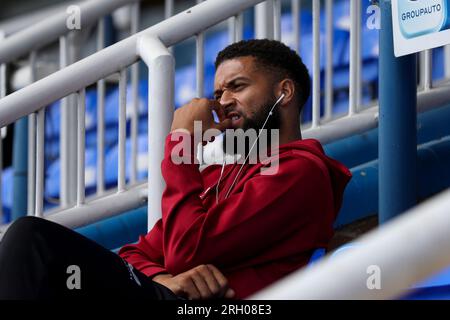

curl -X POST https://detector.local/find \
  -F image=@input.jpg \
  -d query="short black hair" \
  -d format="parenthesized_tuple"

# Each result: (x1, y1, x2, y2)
(215, 39, 311, 111)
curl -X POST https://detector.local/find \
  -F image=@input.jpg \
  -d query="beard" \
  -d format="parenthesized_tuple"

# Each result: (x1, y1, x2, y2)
(222, 94, 281, 160)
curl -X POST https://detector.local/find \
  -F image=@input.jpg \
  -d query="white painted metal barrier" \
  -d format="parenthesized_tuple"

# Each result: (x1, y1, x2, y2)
(0, 31, 5, 222)
(0, 0, 147, 214)
(0, 0, 141, 64)
(138, 36, 174, 231)
(251, 188, 450, 300)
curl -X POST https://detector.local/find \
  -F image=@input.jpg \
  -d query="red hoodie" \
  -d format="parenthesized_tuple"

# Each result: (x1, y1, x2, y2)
(119, 132, 352, 299)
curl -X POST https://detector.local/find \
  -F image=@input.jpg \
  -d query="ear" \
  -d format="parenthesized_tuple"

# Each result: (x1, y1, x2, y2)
(276, 79, 296, 107)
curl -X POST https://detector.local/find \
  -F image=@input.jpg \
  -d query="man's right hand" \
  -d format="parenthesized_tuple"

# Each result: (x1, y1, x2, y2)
(152, 264, 235, 300)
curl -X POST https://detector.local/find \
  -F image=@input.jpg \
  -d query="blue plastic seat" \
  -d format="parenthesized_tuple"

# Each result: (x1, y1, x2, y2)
(104, 133, 149, 186)
(401, 265, 450, 300)
(45, 147, 98, 199)
(76, 206, 147, 251)
(1, 167, 13, 223)
(308, 248, 327, 266)
(104, 79, 149, 126)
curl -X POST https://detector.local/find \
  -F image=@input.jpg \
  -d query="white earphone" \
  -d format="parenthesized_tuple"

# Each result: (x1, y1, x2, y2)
(215, 93, 286, 203)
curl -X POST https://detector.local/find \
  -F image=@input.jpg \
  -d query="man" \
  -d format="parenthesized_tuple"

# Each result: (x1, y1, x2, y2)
(0, 39, 351, 300)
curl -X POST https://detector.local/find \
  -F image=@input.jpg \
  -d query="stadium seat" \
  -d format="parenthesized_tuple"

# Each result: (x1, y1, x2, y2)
(1, 167, 13, 224)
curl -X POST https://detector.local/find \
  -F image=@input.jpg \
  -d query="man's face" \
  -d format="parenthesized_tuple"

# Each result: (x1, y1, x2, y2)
(214, 56, 280, 131)
(214, 57, 281, 156)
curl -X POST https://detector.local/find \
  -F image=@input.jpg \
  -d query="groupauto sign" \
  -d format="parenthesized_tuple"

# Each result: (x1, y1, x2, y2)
(392, 0, 450, 57)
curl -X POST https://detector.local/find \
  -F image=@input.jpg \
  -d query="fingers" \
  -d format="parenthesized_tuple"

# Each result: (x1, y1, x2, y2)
(191, 264, 225, 299)
(190, 268, 214, 299)
(206, 264, 235, 299)
(180, 276, 202, 300)
(209, 100, 227, 122)
(173, 264, 234, 300)
(183, 264, 235, 300)
(200, 265, 222, 297)
(214, 118, 233, 132)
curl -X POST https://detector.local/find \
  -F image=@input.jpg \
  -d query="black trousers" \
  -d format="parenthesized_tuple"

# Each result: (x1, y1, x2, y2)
(0, 216, 178, 300)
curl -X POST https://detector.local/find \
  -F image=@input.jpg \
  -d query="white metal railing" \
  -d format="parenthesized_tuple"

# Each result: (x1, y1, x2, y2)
(324, 0, 333, 121)
(349, 0, 361, 115)
(0, 0, 144, 214)
(0, 2, 75, 38)
(251, 188, 450, 300)
(446, 45, 450, 80)
(0, 0, 141, 64)
(0, 0, 450, 230)
(312, 0, 320, 128)
(196, 0, 205, 97)
(420, 50, 432, 91)
(0, 31, 5, 222)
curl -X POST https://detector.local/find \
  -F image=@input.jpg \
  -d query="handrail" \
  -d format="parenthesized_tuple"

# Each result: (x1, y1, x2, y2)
(0, 2, 73, 37)
(251, 188, 450, 299)
(303, 83, 450, 144)
(138, 35, 175, 230)
(0, 0, 266, 128)
(0, 0, 141, 64)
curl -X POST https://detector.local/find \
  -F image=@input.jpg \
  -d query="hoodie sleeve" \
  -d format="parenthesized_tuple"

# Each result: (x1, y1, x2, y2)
(118, 219, 167, 278)
(160, 132, 334, 275)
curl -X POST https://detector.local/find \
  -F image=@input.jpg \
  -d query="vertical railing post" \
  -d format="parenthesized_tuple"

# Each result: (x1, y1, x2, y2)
(228, 17, 237, 43)
(419, 50, 432, 91)
(77, 88, 86, 206)
(35, 107, 45, 217)
(59, 36, 71, 207)
(196, 33, 205, 97)
(138, 36, 174, 231)
(165, 0, 174, 19)
(255, 0, 274, 39)
(67, 32, 81, 206)
(356, 0, 362, 108)
(445, 45, 450, 80)
(165, 0, 175, 53)
(349, 0, 361, 115)
(311, 0, 320, 128)
(325, 0, 334, 120)
(235, 13, 244, 42)
(196, 0, 205, 98)
(291, 0, 301, 53)
(379, 0, 417, 224)
(27, 51, 37, 216)
(130, 3, 140, 185)
(235, 12, 244, 42)
(228, 13, 244, 44)
(96, 20, 106, 194)
(0, 31, 4, 221)
(273, 0, 281, 41)
(0, 126, 2, 221)
(118, 69, 127, 192)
